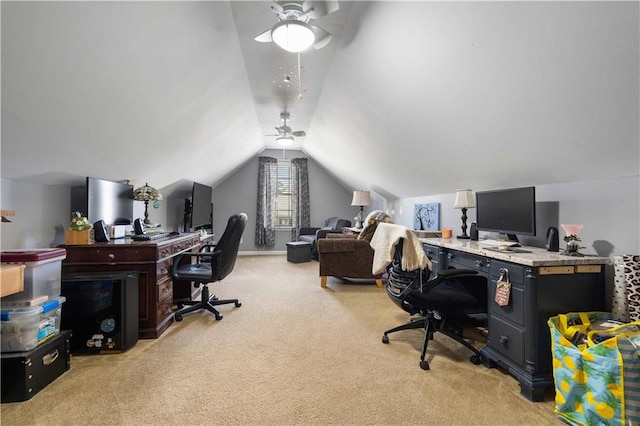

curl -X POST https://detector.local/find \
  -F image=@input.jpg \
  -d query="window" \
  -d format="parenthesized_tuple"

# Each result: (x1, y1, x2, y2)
(276, 160, 292, 228)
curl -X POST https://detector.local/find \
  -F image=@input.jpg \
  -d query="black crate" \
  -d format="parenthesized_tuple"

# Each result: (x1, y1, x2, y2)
(1, 330, 71, 403)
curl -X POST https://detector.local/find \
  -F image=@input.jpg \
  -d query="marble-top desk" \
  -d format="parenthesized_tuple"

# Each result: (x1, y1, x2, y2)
(419, 238, 609, 402)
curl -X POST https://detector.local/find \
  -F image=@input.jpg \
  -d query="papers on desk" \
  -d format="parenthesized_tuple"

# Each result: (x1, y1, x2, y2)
(478, 239, 520, 248)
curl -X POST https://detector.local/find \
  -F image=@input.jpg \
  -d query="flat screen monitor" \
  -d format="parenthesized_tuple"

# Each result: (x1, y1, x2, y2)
(475, 186, 536, 241)
(190, 182, 212, 231)
(86, 177, 134, 226)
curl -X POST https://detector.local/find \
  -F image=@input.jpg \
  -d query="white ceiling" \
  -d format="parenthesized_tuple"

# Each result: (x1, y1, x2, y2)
(2, 1, 638, 199)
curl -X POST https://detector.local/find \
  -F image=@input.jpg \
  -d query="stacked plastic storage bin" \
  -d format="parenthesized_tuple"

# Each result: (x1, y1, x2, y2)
(0, 249, 67, 352)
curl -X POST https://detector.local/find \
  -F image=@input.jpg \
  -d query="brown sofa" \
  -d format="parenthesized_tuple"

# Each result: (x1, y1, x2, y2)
(317, 233, 383, 288)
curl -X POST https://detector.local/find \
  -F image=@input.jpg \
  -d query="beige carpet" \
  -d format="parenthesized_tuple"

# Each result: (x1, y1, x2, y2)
(1, 255, 561, 425)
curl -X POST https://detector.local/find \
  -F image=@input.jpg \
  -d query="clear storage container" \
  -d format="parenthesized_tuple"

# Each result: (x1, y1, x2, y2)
(1, 296, 65, 352)
(0, 249, 66, 305)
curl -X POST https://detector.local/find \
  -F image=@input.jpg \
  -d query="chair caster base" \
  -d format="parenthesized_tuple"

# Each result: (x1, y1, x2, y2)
(174, 313, 183, 322)
(420, 360, 430, 370)
(382, 335, 389, 344)
(214, 314, 223, 320)
(235, 302, 242, 308)
(470, 354, 482, 365)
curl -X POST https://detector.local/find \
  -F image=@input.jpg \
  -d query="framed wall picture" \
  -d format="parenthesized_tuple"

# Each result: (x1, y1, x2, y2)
(414, 203, 440, 231)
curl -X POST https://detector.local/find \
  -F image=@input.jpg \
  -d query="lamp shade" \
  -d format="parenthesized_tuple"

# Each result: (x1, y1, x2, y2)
(133, 183, 162, 202)
(351, 190, 371, 207)
(271, 21, 315, 53)
(453, 189, 475, 209)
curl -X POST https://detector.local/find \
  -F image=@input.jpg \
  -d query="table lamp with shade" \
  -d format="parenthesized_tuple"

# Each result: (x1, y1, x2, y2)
(351, 190, 371, 229)
(453, 189, 475, 239)
(133, 183, 162, 225)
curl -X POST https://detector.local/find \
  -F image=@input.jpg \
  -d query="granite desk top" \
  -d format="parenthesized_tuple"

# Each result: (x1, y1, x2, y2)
(420, 238, 611, 267)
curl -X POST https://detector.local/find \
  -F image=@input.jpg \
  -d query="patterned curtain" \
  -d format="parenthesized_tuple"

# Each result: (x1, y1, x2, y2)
(255, 156, 278, 248)
(290, 157, 310, 240)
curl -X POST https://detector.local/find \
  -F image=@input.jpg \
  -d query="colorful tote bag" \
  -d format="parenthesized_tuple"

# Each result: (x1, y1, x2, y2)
(548, 312, 640, 426)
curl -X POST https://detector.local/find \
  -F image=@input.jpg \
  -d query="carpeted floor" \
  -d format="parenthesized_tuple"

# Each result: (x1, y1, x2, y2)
(1, 255, 561, 425)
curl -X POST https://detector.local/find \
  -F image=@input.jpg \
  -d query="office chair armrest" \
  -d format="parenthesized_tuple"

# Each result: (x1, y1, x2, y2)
(420, 268, 479, 293)
(199, 244, 219, 252)
(299, 227, 320, 236)
(171, 249, 223, 276)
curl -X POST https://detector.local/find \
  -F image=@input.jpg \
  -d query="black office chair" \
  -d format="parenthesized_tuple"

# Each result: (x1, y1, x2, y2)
(172, 213, 247, 321)
(382, 240, 488, 370)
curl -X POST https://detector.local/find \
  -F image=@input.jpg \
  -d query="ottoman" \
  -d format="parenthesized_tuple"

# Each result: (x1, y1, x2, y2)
(286, 241, 312, 263)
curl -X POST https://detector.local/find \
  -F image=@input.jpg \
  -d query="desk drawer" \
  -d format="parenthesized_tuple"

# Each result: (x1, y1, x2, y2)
(423, 244, 440, 275)
(446, 251, 488, 273)
(157, 259, 172, 280)
(157, 297, 174, 324)
(490, 260, 525, 284)
(489, 279, 525, 326)
(65, 246, 156, 263)
(489, 314, 525, 366)
(157, 277, 172, 302)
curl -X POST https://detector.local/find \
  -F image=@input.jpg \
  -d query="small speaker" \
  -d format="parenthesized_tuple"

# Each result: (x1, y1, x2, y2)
(546, 226, 559, 252)
(133, 218, 145, 235)
(469, 222, 478, 241)
(93, 220, 110, 242)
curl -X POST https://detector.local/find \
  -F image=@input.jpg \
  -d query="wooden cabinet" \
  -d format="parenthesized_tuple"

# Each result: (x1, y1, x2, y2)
(422, 240, 607, 401)
(60, 233, 204, 339)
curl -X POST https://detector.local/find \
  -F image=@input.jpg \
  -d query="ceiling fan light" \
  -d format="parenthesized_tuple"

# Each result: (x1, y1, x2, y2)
(276, 135, 294, 147)
(271, 21, 315, 53)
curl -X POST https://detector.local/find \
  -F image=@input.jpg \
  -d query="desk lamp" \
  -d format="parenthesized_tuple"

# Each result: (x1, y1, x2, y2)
(133, 183, 163, 225)
(453, 189, 475, 239)
(351, 190, 371, 229)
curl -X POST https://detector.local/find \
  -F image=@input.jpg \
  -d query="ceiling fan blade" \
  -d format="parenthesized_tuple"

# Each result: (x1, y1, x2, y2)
(292, 131, 307, 137)
(254, 29, 273, 43)
(310, 25, 332, 49)
(269, 2, 284, 14)
(302, 0, 339, 19)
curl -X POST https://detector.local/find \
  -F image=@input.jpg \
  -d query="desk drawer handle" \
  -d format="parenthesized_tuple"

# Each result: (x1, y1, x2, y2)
(475, 260, 483, 268)
(499, 335, 509, 344)
(447, 253, 454, 260)
(108, 253, 115, 260)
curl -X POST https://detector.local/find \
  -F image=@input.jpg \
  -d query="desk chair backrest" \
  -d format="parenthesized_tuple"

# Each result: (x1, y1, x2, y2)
(211, 213, 247, 282)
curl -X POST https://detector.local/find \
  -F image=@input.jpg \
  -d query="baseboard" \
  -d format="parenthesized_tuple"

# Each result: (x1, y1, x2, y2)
(238, 251, 286, 256)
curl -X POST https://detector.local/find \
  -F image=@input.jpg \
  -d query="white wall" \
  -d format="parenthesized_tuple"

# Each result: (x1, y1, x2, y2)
(391, 176, 640, 256)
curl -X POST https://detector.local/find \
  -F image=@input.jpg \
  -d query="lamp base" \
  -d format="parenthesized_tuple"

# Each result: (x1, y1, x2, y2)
(457, 235, 470, 240)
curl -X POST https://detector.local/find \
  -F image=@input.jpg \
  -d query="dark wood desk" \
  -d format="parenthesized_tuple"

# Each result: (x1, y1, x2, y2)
(60, 233, 213, 339)
(422, 238, 609, 402)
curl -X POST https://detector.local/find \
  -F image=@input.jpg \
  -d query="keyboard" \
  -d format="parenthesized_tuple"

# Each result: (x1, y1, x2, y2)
(478, 239, 520, 247)
(131, 233, 171, 241)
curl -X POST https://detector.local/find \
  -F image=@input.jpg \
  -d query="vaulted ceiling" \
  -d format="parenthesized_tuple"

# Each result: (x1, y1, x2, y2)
(2, 1, 638, 199)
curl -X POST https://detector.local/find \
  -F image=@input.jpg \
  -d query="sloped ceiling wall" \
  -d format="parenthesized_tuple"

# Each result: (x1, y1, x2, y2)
(1, 2, 262, 195)
(1, 1, 638, 200)
(304, 1, 639, 198)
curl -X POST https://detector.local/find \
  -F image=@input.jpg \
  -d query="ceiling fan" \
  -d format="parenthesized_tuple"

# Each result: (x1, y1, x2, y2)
(255, 1, 340, 52)
(266, 112, 307, 146)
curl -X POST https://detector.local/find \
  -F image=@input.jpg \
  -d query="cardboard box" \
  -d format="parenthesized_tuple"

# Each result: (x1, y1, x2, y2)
(0, 264, 25, 297)
(65, 229, 95, 245)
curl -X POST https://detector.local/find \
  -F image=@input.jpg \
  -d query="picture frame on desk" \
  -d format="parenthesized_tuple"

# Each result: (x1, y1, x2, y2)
(414, 203, 440, 231)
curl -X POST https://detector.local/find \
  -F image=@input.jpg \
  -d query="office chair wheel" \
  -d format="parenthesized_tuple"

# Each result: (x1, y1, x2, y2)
(382, 335, 389, 344)
(470, 355, 482, 365)
(215, 314, 223, 320)
(420, 360, 430, 370)
(235, 302, 242, 307)
(174, 313, 183, 322)
(177, 302, 184, 309)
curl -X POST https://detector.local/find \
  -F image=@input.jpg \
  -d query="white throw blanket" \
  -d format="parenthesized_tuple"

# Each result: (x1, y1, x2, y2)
(369, 223, 432, 275)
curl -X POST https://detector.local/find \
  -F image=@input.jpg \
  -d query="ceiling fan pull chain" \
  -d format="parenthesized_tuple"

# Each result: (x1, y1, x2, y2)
(297, 52, 303, 100)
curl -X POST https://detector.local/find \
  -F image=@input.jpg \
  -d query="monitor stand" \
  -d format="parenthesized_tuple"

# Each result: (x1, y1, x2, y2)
(497, 233, 520, 245)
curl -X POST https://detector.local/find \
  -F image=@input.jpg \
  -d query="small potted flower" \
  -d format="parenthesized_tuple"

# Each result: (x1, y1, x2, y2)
(65, 212, 95, 245)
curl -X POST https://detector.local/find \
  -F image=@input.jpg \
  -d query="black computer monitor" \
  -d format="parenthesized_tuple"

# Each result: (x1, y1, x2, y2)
(475, 186, 536, 242)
